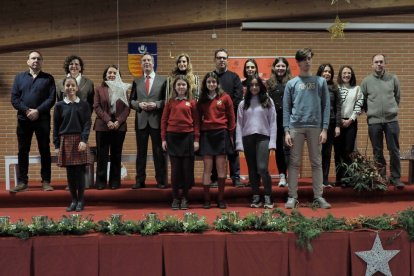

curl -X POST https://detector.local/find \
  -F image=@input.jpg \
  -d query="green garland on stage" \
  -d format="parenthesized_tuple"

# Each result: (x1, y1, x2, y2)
(1, 208, 414, 251)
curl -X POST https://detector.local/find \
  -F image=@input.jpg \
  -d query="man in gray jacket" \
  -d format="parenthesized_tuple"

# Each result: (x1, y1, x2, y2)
(361, 54, 404, 189)
(130, 52, 167, 189)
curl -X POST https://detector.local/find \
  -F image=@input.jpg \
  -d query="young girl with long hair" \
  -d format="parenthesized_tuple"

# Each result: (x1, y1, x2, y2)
(197, 72, 235, 209)
(316, 64, 342, 188)
(236, 76, 277, 208)
(54, 77, 92, 212)
(161, 75, 199, 210)
(267, 57, 292, 187)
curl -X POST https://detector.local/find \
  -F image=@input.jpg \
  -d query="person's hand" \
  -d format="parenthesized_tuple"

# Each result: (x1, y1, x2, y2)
(285, 132, 293, 147)
(78, 142, 87, 151)
(113, 121, 120, 130)
(54, 148, 59, 154)
(319, 129, 327, 144)
(107, 121, 115, 130)
(334, 126, 340, 137)
(194, 142, 199, 152)
(26, 109, 39, 121)
(146, 102, 157, 110)
(341, 118, 352, 128)
(139, 102, 148, 110)
(162, 141, 167, 151)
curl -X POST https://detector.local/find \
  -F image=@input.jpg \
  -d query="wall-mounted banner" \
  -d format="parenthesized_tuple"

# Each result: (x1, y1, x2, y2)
(128, 43, 158, 77)
(228, 56, 299, 80)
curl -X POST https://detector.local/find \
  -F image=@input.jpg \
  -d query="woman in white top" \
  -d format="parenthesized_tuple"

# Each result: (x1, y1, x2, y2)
(334, 65, 364, 187)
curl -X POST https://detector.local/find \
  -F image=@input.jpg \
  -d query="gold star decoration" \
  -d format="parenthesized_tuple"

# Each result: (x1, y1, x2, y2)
(328, 16, 347, 39)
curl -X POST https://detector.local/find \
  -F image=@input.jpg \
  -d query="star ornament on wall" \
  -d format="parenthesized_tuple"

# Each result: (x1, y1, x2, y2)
(355, 233, 400, 276)
(105, 73, 131, 107)
(328, 16, 347, 39)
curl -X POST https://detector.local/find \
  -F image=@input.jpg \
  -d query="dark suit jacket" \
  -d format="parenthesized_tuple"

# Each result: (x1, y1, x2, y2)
(130, 74, 167, 130)
(57, 76, 95, 110)
(93, 85, 130, 131)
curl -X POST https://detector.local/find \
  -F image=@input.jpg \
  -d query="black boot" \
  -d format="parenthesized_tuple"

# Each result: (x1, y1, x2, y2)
(66, 185, 78, 212)
(217, 178, 226, 209)
(203, 185, 211, 209)
(66, 168, 78, 212)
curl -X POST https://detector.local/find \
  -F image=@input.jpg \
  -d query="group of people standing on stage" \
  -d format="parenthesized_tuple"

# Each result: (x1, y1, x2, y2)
(10, 47, 404, 212)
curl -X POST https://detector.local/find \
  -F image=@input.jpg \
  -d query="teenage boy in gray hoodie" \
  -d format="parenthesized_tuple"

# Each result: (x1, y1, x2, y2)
(361, 54, 403, 189)
(283, 48, 331, 209)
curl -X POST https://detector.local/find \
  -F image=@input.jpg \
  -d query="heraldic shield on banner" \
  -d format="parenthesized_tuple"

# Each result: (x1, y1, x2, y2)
(128, 42, 158, 77)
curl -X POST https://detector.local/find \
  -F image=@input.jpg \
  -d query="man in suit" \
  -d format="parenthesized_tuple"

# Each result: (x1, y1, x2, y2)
(130, 52, 167, 189)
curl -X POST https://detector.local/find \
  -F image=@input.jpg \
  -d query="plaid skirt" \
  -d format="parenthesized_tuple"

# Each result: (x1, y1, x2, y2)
(57, 134, 93, 167)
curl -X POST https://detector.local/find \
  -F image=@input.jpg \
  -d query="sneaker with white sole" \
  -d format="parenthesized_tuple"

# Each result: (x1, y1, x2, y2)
(313, 197, 331, 209)
(250, 194, 262, 208)
(285, 197, 299, 209)
(278, 174, 288, 187)
(263, 195, 274, 209)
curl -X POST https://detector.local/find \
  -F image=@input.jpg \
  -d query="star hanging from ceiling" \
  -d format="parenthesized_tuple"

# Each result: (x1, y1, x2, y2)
(331, 0, 351, 4)
(105, 72, 131, 107)
(355, 233, 400, 276)
(328, 16, 347, 39)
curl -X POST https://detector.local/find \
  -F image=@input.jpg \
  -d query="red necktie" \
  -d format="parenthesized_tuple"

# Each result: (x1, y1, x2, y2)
(145, 75, 151, 94)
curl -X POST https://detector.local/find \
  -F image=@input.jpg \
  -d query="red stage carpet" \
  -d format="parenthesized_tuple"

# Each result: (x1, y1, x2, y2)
(0, 178, 413, 276)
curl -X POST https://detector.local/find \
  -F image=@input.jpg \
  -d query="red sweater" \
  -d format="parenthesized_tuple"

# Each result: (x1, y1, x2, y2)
(197, 93, 235, 135)
(161, 99, 200, 142)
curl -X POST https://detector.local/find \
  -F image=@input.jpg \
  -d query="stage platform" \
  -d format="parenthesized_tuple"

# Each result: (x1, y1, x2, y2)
(1, 178, 413, 276)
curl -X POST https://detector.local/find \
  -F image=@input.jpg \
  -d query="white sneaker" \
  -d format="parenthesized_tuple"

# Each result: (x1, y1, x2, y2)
(285, 197, 299, 209)
(278, 174, 288, 187)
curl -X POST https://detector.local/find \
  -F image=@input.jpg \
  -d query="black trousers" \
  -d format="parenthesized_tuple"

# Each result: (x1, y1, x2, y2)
(275, 111, 289, 175)
(334, 119, 358, 182)
(16, 119, 51, 184)
(95, 130, 126, 187)
(321, 119, 336, 184)
(135, 125, 166, 185)
(242, 134, 272, 196)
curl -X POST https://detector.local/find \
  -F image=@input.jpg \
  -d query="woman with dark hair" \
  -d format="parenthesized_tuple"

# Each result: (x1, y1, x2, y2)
(335, 65, 363, 186)
(241, 59, 259, 94)
(316, 63, 342, 188)
(57, 55, 94, 111)
(197, 72, 235, 209)
(236, 76, 276, 208)
(161, 75, 199, 210)
(267, 57, 292, 187)
(93, 65, 130, 190)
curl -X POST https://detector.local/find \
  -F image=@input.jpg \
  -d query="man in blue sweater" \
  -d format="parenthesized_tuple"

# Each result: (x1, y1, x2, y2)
(361, 54, 403, 189)
(283, 48, 331, 209)
(10, 50, 56, 192)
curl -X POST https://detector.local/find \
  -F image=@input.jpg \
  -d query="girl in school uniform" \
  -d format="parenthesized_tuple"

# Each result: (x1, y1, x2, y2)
(161, 75, 200, 210)
(197, 72, 235, 209)
(54, 76, 92, 212)
(236, 76, 277, 208)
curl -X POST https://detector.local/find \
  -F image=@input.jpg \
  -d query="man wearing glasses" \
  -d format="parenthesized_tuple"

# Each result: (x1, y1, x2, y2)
(211, 48, 244, 187)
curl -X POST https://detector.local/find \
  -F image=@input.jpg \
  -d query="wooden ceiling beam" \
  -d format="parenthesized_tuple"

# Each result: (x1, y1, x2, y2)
(1, 0, 413, 53)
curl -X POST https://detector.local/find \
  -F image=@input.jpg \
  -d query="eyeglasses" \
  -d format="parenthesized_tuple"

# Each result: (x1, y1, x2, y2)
(215, 56, 228, 60)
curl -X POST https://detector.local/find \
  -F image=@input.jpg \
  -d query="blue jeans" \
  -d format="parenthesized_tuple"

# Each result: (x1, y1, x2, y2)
(368, 121, 401, 180)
